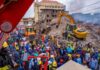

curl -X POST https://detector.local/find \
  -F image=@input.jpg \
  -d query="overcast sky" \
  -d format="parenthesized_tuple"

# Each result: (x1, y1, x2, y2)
(24, 0, 100, 18)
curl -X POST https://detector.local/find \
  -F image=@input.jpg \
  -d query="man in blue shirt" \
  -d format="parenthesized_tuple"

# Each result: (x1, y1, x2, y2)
(89, 58, 98, 70)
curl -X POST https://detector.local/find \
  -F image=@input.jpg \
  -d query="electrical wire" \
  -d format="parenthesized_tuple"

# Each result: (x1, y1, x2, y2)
(71, 1, 100, 12)
(81, 6, 100, 13)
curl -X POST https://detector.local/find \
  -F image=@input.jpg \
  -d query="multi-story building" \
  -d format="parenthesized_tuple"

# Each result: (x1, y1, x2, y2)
(20, 18, 35, 26)
(34, 0, 65, 25)
(17, 18, 35, 30)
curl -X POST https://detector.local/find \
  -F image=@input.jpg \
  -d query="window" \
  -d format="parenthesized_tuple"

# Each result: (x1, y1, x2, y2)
(52, 15, 56, 17)
(47, 14, 49, 17)
(58, 6, 61, 8)
(49, 19, 51, 22)
(52, 6, 54, 8)
(55, 6, 57, 8)
(52, 10, 55, 13)
(55, 15, 57, 17)
(52, 15, 54, 17)
(46, 19, 51, 22)
(24, 21, 28, 25)
(47, 20, 48, 22)
(45, 6, 48, 8)
(26, 28, 33, 32)
(55, 10, 57, 13)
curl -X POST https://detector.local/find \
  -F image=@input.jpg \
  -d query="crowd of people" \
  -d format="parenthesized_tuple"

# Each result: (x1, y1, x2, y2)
(0, 29, 100, 70)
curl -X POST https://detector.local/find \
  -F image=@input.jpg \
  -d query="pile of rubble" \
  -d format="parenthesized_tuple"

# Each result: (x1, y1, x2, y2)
(34, 18, 100, 48)
(81, 23, 100, 48)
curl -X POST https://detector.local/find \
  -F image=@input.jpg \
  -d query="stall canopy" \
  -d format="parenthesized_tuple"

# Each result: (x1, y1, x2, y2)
(57, 60, 90, 70)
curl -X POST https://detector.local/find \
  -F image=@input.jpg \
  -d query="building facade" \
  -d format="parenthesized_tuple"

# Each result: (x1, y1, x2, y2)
(17, 18, 35, 30)
(20, 18, 35, 26)
(34, 0, 65, 25)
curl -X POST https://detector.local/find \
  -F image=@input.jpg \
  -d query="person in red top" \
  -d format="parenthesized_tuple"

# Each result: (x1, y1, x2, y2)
(41, 34, 45, 43)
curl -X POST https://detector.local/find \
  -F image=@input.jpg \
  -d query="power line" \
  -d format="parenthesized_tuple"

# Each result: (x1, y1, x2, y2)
(71, 1, 100, 12)
(81, 6, 100, 13)
(71, 7, 100, 13)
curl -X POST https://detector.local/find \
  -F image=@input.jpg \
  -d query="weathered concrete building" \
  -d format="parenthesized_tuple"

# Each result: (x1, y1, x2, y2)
(34, 0, 65, 25)
(17, 18, 35, 30)
(20, 18, 35, 26)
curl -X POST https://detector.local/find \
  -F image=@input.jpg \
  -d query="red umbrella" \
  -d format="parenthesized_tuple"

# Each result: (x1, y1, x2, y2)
(0, 0, 34, 49)
(0, 0, 34, 33)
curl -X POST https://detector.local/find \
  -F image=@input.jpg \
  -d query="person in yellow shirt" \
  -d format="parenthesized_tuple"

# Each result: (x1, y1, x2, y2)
(0, 65, 10, 70)
(68, 54, 72, 60)
(38, 60, 42, 65)
(15, 44, 19, 51)
(67, 33, 71, 41)
(2, 41, 9, 48)
(33, 40, 36, 45)
(52, 60, 57, 70)
(14, 42, 19, 51)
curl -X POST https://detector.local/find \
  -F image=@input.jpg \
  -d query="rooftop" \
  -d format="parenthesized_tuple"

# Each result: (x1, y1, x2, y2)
(38, 0, 64, 6)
